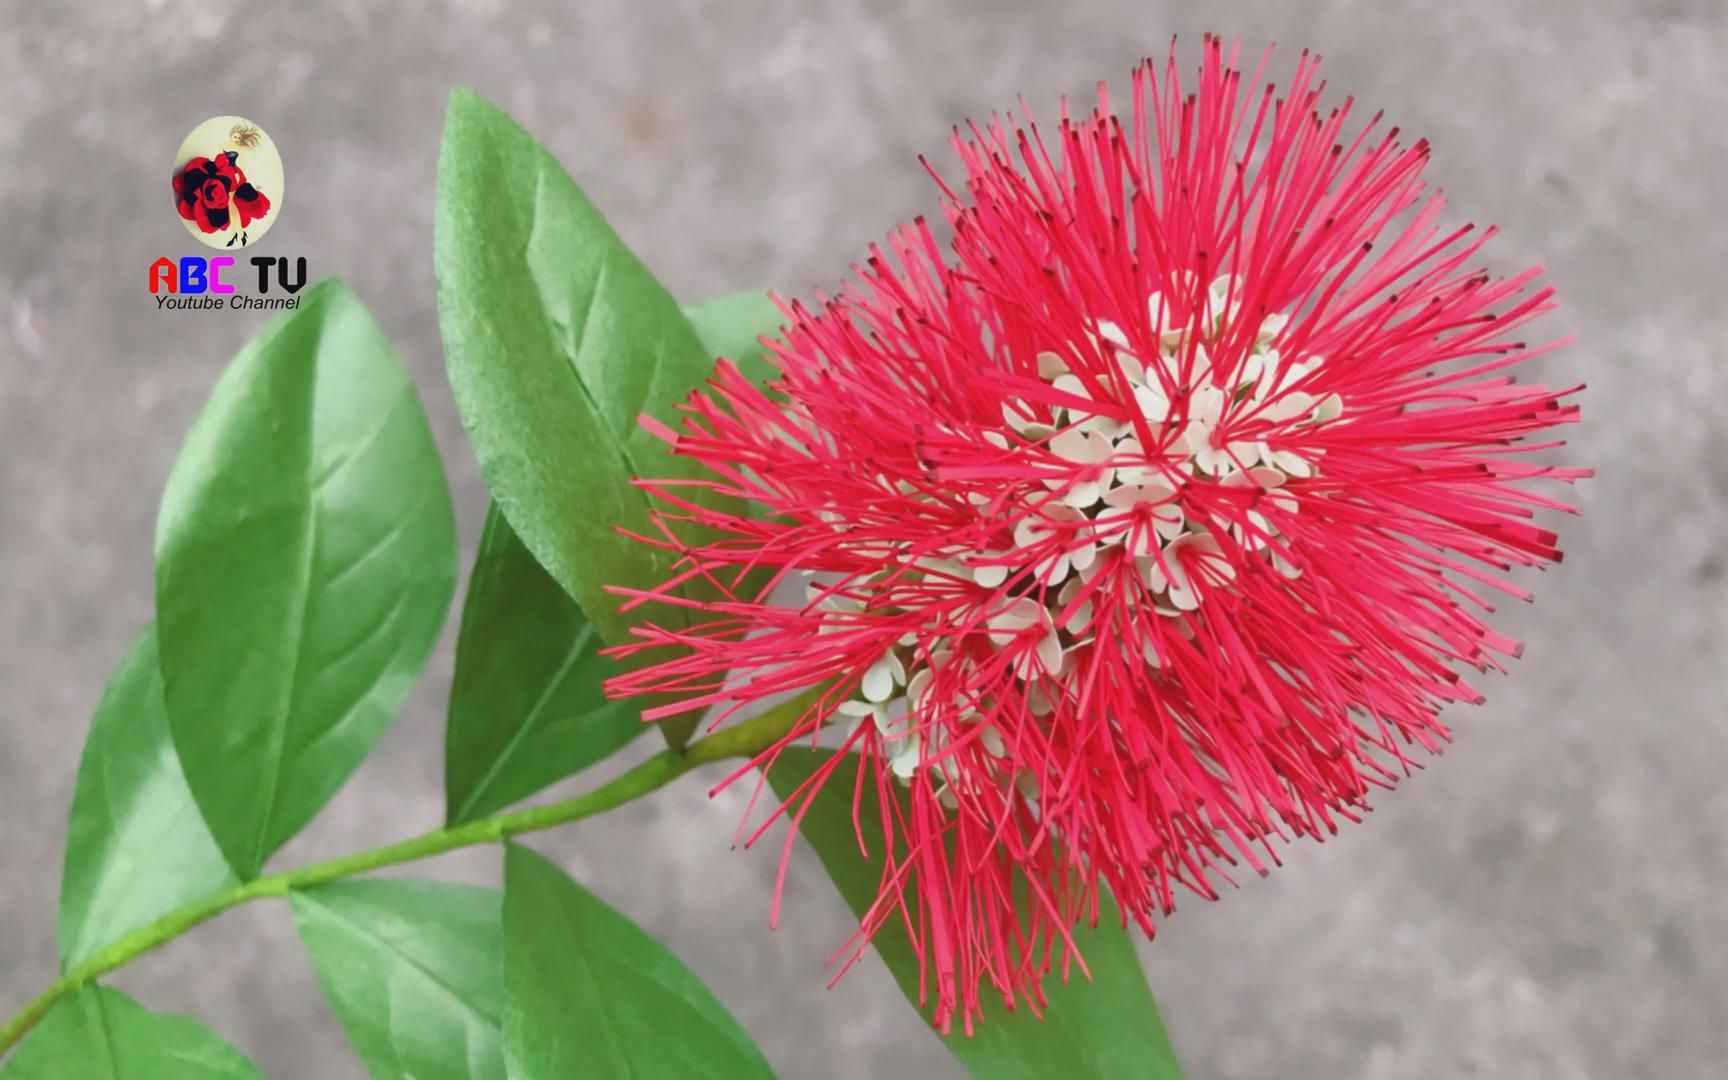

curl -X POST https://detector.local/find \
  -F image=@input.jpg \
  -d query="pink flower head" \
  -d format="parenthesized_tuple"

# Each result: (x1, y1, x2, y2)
(608, 38, 1585, 1032)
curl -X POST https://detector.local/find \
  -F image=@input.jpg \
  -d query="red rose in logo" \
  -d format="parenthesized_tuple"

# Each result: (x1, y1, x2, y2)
(173, 151, 270, 234)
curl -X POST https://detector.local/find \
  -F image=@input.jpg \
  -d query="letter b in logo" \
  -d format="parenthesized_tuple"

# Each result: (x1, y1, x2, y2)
(178, 257, 209, 295)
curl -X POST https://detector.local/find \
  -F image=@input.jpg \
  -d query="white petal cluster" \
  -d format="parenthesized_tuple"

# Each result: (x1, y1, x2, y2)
(821, 276, 1344, 794)
(1003, 275, 1341, 607)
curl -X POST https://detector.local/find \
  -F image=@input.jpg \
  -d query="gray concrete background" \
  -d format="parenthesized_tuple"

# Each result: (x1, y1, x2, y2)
(0, 1, 1721, 1077)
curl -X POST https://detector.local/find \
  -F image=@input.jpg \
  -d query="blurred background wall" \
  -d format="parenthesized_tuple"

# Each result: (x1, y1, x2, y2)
(1, 1, 1722, 1077)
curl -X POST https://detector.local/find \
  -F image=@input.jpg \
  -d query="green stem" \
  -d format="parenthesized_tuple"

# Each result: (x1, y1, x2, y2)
(0, 699, 808, 1057)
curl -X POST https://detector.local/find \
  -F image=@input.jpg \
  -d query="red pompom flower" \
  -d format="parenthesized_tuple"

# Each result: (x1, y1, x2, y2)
(608, 39, 1585, 1031)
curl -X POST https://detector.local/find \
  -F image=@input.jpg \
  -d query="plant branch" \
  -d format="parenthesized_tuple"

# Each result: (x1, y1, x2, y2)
(0, 697, 809, 1057)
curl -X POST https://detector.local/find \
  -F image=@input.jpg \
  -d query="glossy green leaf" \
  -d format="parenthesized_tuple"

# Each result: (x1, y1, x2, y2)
(444, 506, 645, 825)
(154, 279, 457, 879)
(500, 843, 772, 1079)
(436, 88, 732, 655)
(290, 879, 505, 1080)
(768, 749, 1184, 1079)
(57, 629, 237, 969)
(683, 291, 785, 386)
(1, 985, 262, 1079)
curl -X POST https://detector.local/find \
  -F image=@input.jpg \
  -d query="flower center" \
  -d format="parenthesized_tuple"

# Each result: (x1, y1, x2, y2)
(823, 274, 1345, 797)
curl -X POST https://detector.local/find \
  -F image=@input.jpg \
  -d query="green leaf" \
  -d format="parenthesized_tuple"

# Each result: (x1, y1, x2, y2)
(290, 879, 505, 1080)
(58, 630, 237, 969)
(436, 88, 731, 654)
(154, 279, 458, 879)
(500, 843, 772, 1079)
(444, 506, 645, 825)
(683, 291, 784, 386)
(768, 749, 1183, 1080)
(1, 985, 262, 1079)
